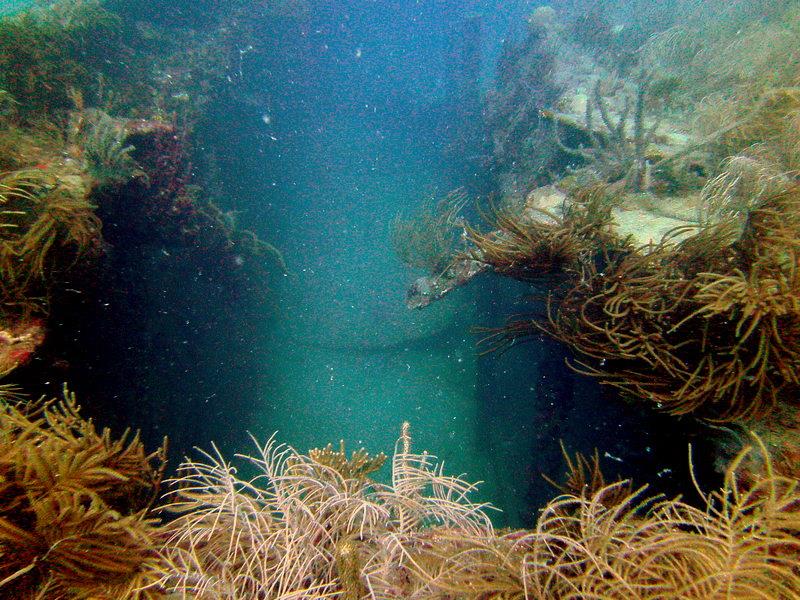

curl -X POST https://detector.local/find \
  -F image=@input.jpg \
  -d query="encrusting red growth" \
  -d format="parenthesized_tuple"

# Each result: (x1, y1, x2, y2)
(0, 317, 45, 374)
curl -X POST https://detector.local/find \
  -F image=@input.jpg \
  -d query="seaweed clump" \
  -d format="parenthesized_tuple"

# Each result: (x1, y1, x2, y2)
(0, 386, 167, 598)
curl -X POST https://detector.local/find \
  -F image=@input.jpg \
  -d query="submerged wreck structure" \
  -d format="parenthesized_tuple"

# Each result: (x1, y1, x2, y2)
(402, 3, 800, 483)
(0, 1, 797, 598)
(0, 0, 283, 385)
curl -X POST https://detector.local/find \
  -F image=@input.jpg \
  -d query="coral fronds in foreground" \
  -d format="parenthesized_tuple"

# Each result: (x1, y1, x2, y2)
(156, 423, 492, 598)
(0, 387, 167, 599)
(156, 427, 800, 599)
(527, 437, 800, 599)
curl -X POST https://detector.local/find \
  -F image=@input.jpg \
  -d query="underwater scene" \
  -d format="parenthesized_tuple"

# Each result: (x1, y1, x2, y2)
(0, 0, 799, 597)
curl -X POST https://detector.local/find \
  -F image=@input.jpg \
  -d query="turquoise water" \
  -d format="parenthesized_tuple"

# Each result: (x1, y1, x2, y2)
(240, 106, 500, 514)
(205, 70, 685, 525)
(194, 7, 552, 522)
(8, 0, 704, 529)
(0, 1, 29, 15)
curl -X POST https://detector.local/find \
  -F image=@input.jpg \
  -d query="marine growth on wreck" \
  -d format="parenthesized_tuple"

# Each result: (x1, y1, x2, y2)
(0, 0, 798, 598)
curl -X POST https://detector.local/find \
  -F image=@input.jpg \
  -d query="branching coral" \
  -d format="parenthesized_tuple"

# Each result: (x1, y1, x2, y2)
(0, 386, 167, 598)
(554, 74, 665, 191)
(307, 440, 387, 480)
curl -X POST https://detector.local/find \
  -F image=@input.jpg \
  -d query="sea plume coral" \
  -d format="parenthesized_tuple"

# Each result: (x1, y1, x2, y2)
(527, 436, 800, 599)
(154, 425, 800, 599)
(464, 183, 623, 283)
(0, 386, 167, 599)
(391, 188, 469, 275)
(481, 183, 800, 422)
(155, 423, 494, 599)
(82, 110, 139, 184)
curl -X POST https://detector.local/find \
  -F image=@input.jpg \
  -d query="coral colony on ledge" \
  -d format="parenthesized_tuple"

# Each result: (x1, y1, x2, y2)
(0, 1, 798, 599)
(401, 3, 800, 482)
